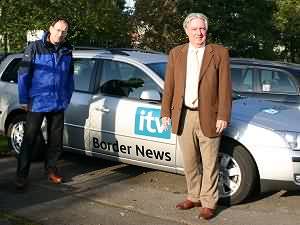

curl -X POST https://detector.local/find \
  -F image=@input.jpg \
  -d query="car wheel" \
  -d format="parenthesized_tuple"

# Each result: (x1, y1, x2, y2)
(7, 114, 45, 161)
(218, 141, 258, 205)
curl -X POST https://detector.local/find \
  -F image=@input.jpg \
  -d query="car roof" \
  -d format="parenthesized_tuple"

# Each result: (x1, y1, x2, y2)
(7, 48, 299, 71)
(231, 57, 300, 71)
(72, 48, 168, 64)
(4, 48, 168, 65)
(0, 52, 15, 62)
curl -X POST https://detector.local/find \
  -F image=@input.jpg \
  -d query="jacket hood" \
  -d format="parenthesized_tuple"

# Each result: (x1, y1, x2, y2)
(232, 98, 300, 132)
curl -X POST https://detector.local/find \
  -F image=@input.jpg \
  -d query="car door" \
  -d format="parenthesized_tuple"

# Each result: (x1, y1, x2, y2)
(0, 56, 21, 108)
(63, 58, 98, 151)
(89, 59, 176, 170)
(0, 56, 22, 135)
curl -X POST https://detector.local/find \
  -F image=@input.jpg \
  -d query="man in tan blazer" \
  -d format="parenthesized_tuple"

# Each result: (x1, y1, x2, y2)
(161, 13, 232, 220)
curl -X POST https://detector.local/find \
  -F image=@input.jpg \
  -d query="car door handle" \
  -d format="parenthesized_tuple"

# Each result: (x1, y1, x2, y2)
(95, 106, 110, 113)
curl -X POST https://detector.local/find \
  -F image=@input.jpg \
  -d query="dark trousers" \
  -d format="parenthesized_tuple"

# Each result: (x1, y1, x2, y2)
(17, 111, 64, 178)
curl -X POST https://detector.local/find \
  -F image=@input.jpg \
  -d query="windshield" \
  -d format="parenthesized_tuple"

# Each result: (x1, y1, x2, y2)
(146, 62, 167, 80)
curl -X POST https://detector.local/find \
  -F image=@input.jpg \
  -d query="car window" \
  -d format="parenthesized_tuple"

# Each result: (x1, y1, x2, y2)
(99, 60, 159, 99)
(1, 58, 22, 83)
(146, 62, 167, 80)
(73, 58, 96, 92)
(231, 67, 254, 92)
(259, 69, 297, 94)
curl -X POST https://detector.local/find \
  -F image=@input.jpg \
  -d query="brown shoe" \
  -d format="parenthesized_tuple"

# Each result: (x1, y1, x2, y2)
(48, 168, 63, 184)
(199, 207, 215, 220)
(176, 199, 201, 210)
(15, 176, 28, 190)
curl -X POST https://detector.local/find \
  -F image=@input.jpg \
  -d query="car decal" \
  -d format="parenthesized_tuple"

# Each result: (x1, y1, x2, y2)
(262, 108, 279, 114)
(134, 107, 171, 139)
(92, 137, 172, 162)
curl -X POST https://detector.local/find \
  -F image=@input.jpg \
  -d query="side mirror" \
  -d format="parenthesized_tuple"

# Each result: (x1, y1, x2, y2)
(232, 91, 246, 100)
(140, 89, 161, 101)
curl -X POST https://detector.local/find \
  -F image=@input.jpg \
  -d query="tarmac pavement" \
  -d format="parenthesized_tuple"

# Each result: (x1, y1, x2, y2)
(0, 154, 299, 225)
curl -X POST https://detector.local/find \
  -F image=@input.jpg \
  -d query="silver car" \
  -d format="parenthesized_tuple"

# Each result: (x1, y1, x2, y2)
(231, 58, 300, 107)
(0, 49, 299, 205)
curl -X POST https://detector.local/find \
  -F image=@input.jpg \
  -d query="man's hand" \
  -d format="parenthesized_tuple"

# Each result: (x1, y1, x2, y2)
(216, 120, 228, 135)
(161, 117, 171, 131)
(20, 104, 28, 111)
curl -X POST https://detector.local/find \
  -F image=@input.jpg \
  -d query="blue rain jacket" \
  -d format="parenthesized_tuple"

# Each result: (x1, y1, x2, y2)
(18, 32, 74, 112)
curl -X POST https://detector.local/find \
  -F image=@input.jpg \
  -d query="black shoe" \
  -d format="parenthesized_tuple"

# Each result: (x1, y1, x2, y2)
(15, 176, 28, 190)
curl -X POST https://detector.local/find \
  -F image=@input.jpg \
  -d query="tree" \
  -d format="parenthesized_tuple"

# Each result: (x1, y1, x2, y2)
(0, 0, 46, 53)
(133, 0, 278, 60)
(133, 0, 187, 52)
(0, 0, 131, 53)
(47, 0, 131, 47)
(192, 0, 277, 59)
(274, 0, 300, 63)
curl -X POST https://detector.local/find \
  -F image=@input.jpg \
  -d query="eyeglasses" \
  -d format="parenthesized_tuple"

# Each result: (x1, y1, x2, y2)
(52, 27, 68, 36)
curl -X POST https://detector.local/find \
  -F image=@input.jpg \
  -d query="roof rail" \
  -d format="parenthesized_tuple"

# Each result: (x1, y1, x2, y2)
(73, 46, 129, 55)
(73, 46, 161, 56)
(73, 46, 106, 50)
(105, 48, 161, 54)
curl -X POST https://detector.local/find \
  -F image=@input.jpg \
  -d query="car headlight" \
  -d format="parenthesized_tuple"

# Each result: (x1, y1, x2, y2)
(281, 132, 300, 150)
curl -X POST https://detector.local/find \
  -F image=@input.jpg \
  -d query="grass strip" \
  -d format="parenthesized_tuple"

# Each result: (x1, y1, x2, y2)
(0, 211, 41, 225)
(0, 135, 11, 157)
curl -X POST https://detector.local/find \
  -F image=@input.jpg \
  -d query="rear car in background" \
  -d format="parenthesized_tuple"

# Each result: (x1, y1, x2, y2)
(0, 50, 300, 205)
(231, 58, 300, 107)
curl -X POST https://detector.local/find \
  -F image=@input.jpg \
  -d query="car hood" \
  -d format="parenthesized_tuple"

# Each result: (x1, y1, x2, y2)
(232, 98, 300, 132)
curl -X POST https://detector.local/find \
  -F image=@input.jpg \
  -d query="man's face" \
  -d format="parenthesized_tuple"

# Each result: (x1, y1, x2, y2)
(49, 20, 68, 45)
(185, 18, 207, 48)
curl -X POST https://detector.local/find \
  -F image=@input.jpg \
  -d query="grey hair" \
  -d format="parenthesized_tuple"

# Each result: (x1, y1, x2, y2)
(183, 13, 208, 31)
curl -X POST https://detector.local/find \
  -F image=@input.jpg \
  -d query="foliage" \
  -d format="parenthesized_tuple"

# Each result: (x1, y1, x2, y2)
(192, 0, 277, 59)
(133, 0, 278, 59)
(0, 135, 8, 156)
(274, 0, 300, 62)
(53, 0, 131, 47)
(133, 0, 185, 52)
(0, 0, 131, 52)
(0, 0, 44, 51)
(132, 0, 299, 62)
(0, 0, 299, 62)
(0, 211, 41, 225)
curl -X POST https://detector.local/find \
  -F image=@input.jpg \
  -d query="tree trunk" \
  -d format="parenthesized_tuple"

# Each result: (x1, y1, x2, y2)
(4, 33, 8, 55)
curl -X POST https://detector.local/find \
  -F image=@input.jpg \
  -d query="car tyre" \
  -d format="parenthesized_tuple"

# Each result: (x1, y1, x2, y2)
(218, 140, 258, 205)
(7, 114, 45, 161)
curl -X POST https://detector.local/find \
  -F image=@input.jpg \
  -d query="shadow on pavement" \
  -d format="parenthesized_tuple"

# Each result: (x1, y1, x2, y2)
(0, 152, 151, 212)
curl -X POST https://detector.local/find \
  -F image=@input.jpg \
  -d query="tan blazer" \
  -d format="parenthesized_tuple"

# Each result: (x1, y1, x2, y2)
(161, 43, 232, 138)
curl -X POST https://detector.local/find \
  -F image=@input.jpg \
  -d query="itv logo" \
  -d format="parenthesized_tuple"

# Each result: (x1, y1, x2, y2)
(134, 107, 171, 139)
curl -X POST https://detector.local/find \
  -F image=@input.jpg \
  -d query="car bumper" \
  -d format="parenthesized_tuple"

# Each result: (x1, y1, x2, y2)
(261, 179, 300, 193)
(292, 154, 300, 185)
(248, 144, 300, 185)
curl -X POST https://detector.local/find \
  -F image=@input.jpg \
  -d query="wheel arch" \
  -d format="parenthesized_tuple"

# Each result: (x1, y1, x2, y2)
(221, 136, 261, 194)
(4, 109, 26, 135)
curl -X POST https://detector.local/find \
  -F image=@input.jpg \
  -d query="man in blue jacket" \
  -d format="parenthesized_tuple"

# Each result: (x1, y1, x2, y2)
(16, 17, 74, 189)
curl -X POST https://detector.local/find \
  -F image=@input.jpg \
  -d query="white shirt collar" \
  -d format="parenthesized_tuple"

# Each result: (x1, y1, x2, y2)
(188, 43, 205, 52)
